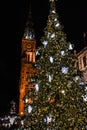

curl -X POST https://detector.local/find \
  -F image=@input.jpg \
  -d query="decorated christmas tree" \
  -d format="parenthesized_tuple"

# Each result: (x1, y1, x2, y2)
(20, 0, 87, 129)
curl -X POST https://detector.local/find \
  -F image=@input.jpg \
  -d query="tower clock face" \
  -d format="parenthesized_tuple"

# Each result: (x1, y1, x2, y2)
(22, 39, 36, 51)
(25, 43, 32, 49)
(25, 41, 33, 50)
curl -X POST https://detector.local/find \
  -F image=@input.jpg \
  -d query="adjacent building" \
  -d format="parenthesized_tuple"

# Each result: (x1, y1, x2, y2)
(77, 46, 87, 83)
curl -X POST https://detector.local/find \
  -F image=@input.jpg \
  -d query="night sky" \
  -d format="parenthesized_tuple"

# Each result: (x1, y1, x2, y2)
(0, 0, 87, 115)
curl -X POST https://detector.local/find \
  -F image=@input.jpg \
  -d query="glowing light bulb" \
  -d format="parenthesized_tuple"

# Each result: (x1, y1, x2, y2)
(55, 22, 60, 27)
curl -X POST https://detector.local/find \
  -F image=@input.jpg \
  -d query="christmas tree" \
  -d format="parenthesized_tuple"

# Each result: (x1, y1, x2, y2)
(20, 0, 87, 129)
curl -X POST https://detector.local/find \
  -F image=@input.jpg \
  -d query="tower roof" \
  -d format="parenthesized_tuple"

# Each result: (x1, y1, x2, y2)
(23, 5, 35, 39)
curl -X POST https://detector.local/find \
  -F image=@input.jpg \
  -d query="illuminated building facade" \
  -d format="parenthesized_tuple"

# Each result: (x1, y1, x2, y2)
(77, 46, 87, 83)
(19, 9, 37, 116)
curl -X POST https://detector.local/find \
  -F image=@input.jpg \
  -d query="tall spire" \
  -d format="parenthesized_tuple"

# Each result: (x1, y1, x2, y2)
(49, 0, 56, 14)
(23, 2, 35, 39)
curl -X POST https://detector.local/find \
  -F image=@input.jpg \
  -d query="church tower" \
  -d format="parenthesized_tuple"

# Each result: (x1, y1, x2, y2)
(19, 6, 36, 116)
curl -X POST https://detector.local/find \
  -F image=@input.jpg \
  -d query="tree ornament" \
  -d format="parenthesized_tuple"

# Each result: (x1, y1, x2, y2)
(83, 86, 87, 101)
(68, 43, 73, 50)
(44, 115, 52, 124)
(28, 105, 32, 113)
(49, 75, 52, 82)
(31, 78, 35, 83)
(82, 95, 87, 101)
(35, 84, 39, 91)
(25, 98, 28, 103)
(42, 40, 48, 47)
(50, 33, 55, 38)
(55, 22, 60, 27)
(79, 81, 85, 86)
(82, 85, 87, 101)
(35, 63, 41, 69)
(36, 50, 40, 56)
(54, 18, 57, 21)
(51, 9, 56, 14)
(61, 90, 65, 95)
(74, 76, 80, 82)
(61, 50, 65, 56)
(21, 120, 24, 126)
(61, 67, 69, 74)
(50, 56, 54, 63)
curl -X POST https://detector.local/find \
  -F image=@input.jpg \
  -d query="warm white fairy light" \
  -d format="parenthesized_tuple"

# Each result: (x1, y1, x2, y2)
(51, 9, 56, 13)
(21, 120, 24, 125)
(50, 33, 55, 38)
(25, 98, 28, 103)
(74, 76, 80, 82)
(55, 22, 60, 27)
(61, 50, 65, 56)
(61, 90, 65, 95)
(54, 18, 57, 21)
(49, 75, 52, 82)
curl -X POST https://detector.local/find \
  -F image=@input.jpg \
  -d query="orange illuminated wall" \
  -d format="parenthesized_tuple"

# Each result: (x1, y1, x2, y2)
(19, 38, 37, 116)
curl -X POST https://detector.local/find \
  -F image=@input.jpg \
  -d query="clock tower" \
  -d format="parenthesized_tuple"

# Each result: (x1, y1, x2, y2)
(19, 8, 37, 116)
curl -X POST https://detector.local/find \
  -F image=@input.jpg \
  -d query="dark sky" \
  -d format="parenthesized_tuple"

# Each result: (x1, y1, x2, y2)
(0, 0, 87, 115)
